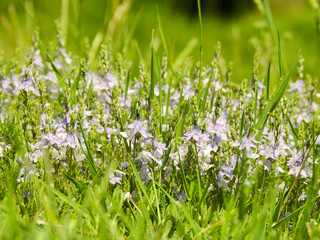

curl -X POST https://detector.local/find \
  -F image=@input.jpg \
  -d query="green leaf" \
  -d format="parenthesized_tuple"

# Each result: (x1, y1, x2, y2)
(272, 204, 305, 229)
(154, 181, 201, 232)
(0, 61, 8, 67)
(254, 51, 299, 132)
(64, 173, 86, 194)
(39, 39, 67, 88)
(47, 184, 89, 218)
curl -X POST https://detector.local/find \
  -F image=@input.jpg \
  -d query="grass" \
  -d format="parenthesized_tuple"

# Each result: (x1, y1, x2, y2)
(1, 0, 320, 239)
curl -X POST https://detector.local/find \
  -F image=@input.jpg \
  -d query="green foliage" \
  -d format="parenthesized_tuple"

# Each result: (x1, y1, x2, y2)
(1, 1, 320, 239)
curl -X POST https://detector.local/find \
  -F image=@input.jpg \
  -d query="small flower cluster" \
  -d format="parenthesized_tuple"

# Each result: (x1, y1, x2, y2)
(0, 38, 319, 212)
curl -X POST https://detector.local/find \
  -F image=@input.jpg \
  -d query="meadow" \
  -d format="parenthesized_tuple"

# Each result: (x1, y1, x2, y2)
(1, 0, 320, 239)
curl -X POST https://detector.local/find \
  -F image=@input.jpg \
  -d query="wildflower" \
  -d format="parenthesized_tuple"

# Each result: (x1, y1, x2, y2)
(183, 126, 202, 143)
(287, 150, 307, 178)
(31, 150, 42, 163)
(63, 134, 77, 149)
(19, 78, 40, 96)
(217, 157, 236, 189)
(126, 119, 152, 139)
(137, 150, 162, 165)
(182, 83, 195, 100)
(109, 170, 125, 185)
(176, 191, 187, 202)
(288, 80, 304, 93)
(240, 136, 257, 152)
(40, 114, 46, 130)
(152, 140, 167, 158)
(260, 145, 276, 160)
(139, 166, 152, 183)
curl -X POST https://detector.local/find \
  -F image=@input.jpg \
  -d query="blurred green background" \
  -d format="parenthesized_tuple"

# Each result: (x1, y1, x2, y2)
(0, 0, 319, 83)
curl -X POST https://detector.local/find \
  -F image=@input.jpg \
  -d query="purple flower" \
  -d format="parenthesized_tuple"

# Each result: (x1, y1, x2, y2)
(64, 134, 77, 149)
(182, 84, 195, 100)
(127, 119, 152, 139)
(109, 170, 125, 185)
(61, 113, 71, 125)
(153, 140, 167, 158)
(240, 136, 257, 152)
(19, 78, 39, 96)
(40, 114, 46, 129)
(287, 150, 309, 178)
(43, 133, 60, 146)
(137, 150, 162, 165)
(183, 126, 201, 143)
(289, 80, 304, 93)
(260, 145, 276, 160)
(139, 166, 152, 183)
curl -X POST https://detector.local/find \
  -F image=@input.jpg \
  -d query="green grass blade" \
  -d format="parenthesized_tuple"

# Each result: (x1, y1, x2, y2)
(312, 105, 320, 120)
(156, 6, 168, 57)
(64, 173, 86, 193)
(172, 38, 198, 70)
(47, 183, 89, 218)
(179, 153, 190, 200)
(173, 65, 186, 88)
(197, 173, 214, 210)
(266, 61, 271, 101)
(264, 0, 277, 44)
(197, 0, 203, 93)
(277, 28, 282, 77)
(272, 205, 305, 229)
(0, 61, 8, 67)
(175, 101, 190, 146)
(118, 112, 131, 153)
(254, 89, 258, 124)
(239, 110, 245, 140)
(164, 77, 172, 124)
(286, 114, 298, 145)
(154, 181, 201, 232)
(254, 51, 299, 131)
(159, 146, 171, 173)
(151, 172, 161, 223)
(125, 70, 130, 104)
(299, 124, 319, 237)
(39, 39, 67, 88)
(71, 65, 82, 105)
(87, 77, 93, 106)
(200, 75, 212, 113)
(60, 68, 74, 87)
(128, 159, 156, 217)
(78, 117, 99, 183)
(88, 31, 104, 68)
(150, 44, 161, 104)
